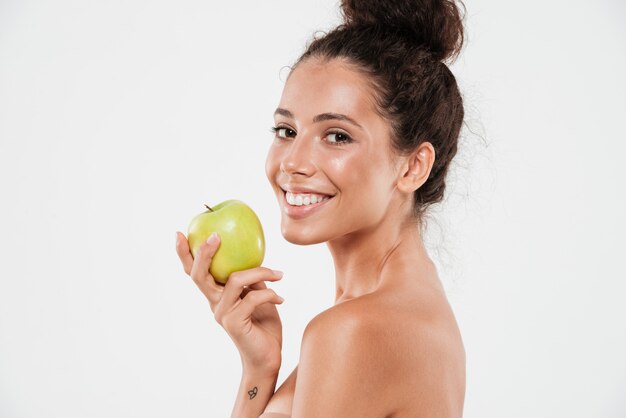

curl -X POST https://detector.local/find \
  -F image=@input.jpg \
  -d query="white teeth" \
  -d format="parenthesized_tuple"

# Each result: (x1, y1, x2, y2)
(285, 191, 331, 206)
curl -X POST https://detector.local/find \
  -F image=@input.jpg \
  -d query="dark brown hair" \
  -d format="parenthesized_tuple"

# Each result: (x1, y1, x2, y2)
(289, 0, 466, 223)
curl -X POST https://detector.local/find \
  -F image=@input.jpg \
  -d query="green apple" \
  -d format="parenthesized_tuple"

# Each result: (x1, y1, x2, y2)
(187, 199, 265, 284)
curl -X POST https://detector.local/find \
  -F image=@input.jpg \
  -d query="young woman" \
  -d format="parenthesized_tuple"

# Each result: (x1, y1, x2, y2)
(175, 0, 467, 416)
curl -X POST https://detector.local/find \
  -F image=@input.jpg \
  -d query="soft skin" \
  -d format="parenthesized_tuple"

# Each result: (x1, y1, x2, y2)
(176, 55, 465, 418)
(263, 57, 466, 417)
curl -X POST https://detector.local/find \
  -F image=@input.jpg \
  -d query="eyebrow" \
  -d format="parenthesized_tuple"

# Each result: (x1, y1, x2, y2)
(274, 107, 363, 130)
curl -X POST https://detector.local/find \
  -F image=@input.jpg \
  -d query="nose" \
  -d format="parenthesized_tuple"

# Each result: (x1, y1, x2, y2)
(280, 132, 316, 177)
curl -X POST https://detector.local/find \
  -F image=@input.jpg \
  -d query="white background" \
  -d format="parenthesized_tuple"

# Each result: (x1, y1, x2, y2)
(1, 0, 625, 417)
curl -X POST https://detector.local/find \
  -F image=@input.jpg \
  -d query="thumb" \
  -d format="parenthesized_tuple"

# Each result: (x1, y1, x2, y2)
(201, 231, 221, 262)
(190, 231, 225, 300)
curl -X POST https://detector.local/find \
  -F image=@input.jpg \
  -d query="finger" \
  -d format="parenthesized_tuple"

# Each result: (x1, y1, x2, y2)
(190, 232, 224, 307)
(239, 279, 268, 300)
(220, 267, 283, 309)
(231, 288, 284, 323)
(247, 280, 268, 291)
(175, 231, 194, 275)
(240, 277, 270, 300)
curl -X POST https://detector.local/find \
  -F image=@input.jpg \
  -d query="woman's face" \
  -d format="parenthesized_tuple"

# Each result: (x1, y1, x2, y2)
(265, 57, 403, 245)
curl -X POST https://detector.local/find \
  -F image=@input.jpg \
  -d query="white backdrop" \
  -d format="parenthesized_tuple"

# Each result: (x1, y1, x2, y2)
(1, 0, 625, 417)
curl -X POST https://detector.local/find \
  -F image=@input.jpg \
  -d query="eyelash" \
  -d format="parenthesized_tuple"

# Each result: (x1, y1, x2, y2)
(269, 126, 353, 146)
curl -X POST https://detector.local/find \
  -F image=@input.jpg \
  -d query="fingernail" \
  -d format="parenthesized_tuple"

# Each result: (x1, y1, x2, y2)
(206, 232, 218, 244)
(277, 296, 285, 303)
(272, 270, 283, 278)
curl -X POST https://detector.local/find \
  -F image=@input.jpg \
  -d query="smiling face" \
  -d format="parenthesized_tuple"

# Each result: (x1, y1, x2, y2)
(265, 57, 405, 245)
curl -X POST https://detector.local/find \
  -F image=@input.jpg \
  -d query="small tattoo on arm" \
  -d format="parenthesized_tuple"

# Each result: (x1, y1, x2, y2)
(248, 386, 258, 399)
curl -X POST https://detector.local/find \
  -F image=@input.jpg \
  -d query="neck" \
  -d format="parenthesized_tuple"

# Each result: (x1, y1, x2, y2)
(326, 210, 434, 305)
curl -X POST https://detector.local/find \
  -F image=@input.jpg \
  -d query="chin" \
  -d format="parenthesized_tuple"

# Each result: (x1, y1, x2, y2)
(280, 222, 327, 246)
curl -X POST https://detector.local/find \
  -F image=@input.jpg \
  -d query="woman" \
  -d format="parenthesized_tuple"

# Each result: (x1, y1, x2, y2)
(175, 0, 467, 416)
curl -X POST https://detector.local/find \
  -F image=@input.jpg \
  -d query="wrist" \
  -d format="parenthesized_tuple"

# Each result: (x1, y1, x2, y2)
(242, 367, 280, 380)
(241, 362, 280, 379)
(231, 368, 279, 418)
(241, 355, 281, 378)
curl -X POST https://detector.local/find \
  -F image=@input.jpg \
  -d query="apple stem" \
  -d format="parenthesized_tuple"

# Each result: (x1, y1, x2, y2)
(204, 204, 213, 212)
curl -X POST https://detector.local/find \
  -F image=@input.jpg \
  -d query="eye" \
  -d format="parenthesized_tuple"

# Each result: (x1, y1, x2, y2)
(326, 130, 353, 145)
(270, 126, 296, 139)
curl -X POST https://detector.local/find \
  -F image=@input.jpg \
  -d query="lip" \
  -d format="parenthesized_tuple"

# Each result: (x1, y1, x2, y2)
(280, 190, 334, 219)
(281, 184, 336, 196)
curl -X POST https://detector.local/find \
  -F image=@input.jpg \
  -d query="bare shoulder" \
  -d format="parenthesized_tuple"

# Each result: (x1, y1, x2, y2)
(306, 292, 464, 358)
(296, 291, 466, 416)
(292, 299, 402, 416)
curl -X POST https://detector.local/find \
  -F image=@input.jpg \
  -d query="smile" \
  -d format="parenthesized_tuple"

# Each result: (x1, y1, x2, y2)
(285, 191, 332, 206)
(281, 190, 335, 219)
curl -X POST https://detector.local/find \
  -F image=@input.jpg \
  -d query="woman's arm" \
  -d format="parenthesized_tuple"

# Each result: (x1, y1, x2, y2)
(175, 232, 285, 417)
(231, 369, 279, 418)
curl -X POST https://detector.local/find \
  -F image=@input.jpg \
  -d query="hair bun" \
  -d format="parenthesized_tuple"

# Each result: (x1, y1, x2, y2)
(340, 0, 465, 62)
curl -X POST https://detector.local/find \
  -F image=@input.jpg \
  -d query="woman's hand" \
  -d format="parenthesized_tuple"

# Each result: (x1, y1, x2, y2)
(175, 231, 284, 377)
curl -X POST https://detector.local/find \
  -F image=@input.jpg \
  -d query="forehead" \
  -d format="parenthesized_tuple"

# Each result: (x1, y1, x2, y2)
(278, 58, 379, 119)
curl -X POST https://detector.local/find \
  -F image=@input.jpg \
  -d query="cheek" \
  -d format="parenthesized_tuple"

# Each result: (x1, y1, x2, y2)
(325, 152, 362, 187)
(326, 149, 379, 193)
(328, 148, 394, 217)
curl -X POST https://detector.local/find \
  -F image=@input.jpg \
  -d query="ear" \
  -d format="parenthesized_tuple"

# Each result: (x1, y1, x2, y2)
(395, 141, 435, 194)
